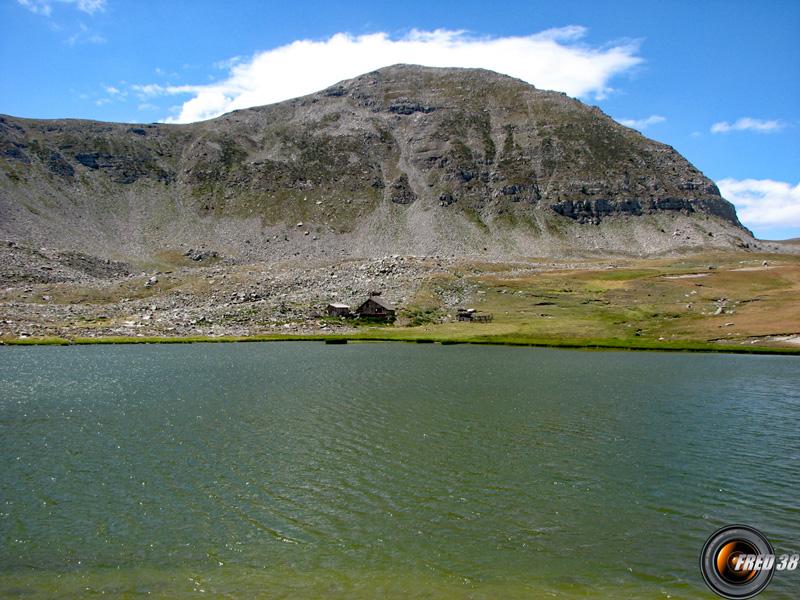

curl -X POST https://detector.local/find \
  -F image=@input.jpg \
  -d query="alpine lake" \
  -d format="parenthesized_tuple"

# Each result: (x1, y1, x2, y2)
(1, 342, 798, 598)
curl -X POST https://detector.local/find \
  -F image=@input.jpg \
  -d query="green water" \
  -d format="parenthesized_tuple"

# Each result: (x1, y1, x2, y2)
(1, 343, 798, 598)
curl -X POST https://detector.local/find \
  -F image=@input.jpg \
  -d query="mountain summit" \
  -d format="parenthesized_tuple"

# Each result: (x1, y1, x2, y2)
(1, 65, 757, 261)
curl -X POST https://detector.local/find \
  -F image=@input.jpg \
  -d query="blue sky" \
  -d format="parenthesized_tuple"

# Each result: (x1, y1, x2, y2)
(2, 0, 798, 239)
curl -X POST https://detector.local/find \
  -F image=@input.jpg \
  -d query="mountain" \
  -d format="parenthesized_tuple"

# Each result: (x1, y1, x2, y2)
(0, 64, 763, 264)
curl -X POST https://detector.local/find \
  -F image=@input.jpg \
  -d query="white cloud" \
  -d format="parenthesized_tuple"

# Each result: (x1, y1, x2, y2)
(66, 23, 106, 45)
(17, 0, 51, 15)
(75, 0, 104, 13)
(22, 2, 108, 45)
(616, 114, 666, 130)
(90, 83, 126, 106)
(132, 83, 168, 97)
(130, 28, 642, 124)
(17, 0, 106, 16)
(717, 178, 800, 229)
(710, 117, 787, 134)
(213, 56, 243, 70)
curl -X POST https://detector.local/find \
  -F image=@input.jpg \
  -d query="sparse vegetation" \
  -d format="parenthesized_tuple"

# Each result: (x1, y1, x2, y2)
(2, 252, 799, 354)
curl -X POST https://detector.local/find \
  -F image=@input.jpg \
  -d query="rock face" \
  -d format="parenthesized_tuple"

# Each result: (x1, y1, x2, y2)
(0, 64, 755, 262)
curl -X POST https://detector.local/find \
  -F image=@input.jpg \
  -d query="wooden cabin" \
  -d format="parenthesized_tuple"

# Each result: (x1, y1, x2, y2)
(457, 308, 476, 321)
(355, 295, 395, 320)
(326, 302, 351, 317)
(457, 308, 492, 323)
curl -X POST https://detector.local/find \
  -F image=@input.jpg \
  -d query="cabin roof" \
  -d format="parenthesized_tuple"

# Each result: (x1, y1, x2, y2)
(361, 296, 394, 310)
(328, 302, 350, 309)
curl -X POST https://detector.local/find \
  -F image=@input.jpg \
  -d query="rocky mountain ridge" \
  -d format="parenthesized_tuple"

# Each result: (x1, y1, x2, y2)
(0, 65, 767, 265)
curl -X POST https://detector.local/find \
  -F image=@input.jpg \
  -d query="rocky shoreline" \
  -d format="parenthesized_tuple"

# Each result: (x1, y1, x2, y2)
(0, 242, 507, 339)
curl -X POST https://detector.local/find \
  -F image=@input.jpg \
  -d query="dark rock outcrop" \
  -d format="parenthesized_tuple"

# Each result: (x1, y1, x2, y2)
(389, 174, 417, 205)
(47, 151, 74, 178)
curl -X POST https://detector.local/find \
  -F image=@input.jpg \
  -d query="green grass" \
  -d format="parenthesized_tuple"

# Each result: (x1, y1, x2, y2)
(3, 332, 799, 355)
(461, 206, 489, 232)
(400, 306, 445, 326)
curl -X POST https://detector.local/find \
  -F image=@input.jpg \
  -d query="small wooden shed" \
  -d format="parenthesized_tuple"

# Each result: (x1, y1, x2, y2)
(326, 302, 351, 317)
(355, 295, 395, 320)
(457, 308, 492, 322)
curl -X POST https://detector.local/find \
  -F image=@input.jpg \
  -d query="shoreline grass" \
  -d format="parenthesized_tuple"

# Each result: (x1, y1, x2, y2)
(2, 332, 799, 356)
